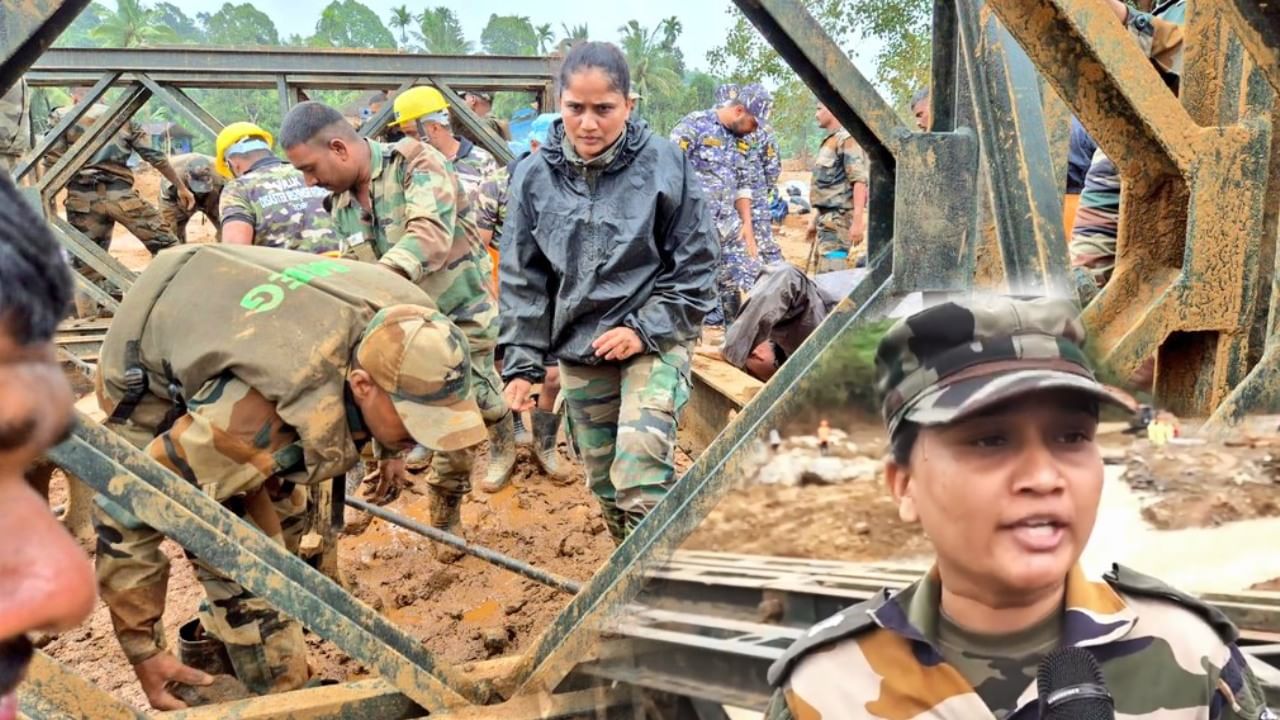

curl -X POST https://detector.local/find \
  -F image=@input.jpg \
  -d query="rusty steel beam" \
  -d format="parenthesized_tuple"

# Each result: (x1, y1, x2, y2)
(987, 0, 1274, 418)
(1221, 0, 1280, 93)
(18, 651, 147, 720)
(0, 0, 90, 94)
(48, 416, 479, 711)
(136, 73, 223, 140)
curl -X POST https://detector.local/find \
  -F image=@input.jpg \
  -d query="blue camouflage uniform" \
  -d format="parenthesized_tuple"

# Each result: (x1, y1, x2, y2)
(742, 125, 783, 265)
(671, 83, 773, 323)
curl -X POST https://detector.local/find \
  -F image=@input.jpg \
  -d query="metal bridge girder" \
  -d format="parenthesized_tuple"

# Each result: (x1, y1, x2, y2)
(986, 0, 1276, 419)
(0, 0, 91, 94)
(49, 416, 478, 711)
(37, 81, 151, 199)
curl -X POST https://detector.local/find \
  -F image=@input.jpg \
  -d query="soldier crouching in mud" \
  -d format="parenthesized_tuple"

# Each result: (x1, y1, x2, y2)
(92, 244, 485, 709)
(765, 295, 1275, 720)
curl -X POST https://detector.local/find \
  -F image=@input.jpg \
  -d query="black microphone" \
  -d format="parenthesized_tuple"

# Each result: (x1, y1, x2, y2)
(1036, 647, 1115, 719)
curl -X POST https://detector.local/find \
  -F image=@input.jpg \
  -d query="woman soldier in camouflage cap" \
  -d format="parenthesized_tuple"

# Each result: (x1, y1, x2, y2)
(765, 295, 1273, 720)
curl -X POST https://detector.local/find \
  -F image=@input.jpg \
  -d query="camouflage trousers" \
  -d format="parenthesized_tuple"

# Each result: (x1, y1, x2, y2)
(94, 385, 309, 694)
(559, 343, 691, 523)
(429, 348, 508, 494)
(814, 208, 855, 272)
(65, 181, 178, 283)
(752, 201, 783, 265)
(160, 191, 222, 243)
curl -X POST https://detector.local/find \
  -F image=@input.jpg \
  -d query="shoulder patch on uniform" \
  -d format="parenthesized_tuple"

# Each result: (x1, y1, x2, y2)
(766, 591, 887, 688)
(1104, 564, 1238, 643)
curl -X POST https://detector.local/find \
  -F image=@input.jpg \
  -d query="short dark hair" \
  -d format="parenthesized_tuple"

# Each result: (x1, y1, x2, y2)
(890, 421, 918, 466)
(559, 41, 631, 98)
(911, 87, 930, 109)
(0, 174, 72, 345)
(280, 101, 356, 150)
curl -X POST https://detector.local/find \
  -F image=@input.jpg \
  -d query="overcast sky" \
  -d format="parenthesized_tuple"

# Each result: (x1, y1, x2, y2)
(163, 0, 883, 78)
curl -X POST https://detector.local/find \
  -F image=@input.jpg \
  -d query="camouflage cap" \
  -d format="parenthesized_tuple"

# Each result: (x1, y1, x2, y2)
(875, 295, 1133, 437)
(718, 83, 773, 122)
(185, 155, 215, 194)
(356, 305, 487, 452)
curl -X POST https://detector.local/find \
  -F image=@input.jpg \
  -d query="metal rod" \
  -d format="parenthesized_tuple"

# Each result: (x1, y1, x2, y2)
(345, 497, 582, 596)
(38, 82, 150, 198)
(137, 74, 221, 139)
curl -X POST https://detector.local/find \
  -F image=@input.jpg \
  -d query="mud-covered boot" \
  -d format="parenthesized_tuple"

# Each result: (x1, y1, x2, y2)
(479, 413, 517, 493)
(720, 288, 743, 327)
(598, 499, 628, 545)
(175, 618, 252, 705)
(428, 486, 466, 563)
(513, 411, 533, 446)
(531, 409, 572, 483)
(404, 444, 433, 471)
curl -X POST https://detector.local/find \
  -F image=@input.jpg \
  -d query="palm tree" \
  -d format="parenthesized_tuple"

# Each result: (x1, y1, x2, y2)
(90, 0, 177, 48)
(388, 5, 413, 47)
(617, 20, 681, 108)
(658, 16, 682, 50)
(534, 23, 554, 54)
(415, 7, 472, 54)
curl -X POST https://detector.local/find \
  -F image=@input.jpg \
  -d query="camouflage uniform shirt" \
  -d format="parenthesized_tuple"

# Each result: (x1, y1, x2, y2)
(671, 109, 752, 239)
(220, 156, 340, 253)
(448, 136, 498, 207)
(765, 564, 1273, 719)
(811, 129, 867, 211)
(328, 137, 497, 351)
(741, 125, 783, 262)
(45, 102, 173, 185)
(476, 163, 511, 245)
(94, 245, 456, 665)
(162, 153, 224, 201)
(0, 78, 30, 170)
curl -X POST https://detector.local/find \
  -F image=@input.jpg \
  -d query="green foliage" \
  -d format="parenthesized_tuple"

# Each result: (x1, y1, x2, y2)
(388, 5, 414, 48)
(198, 3, 280, 47)
(312, 0, 396, 49)
(55, 3, 110, 47)
(414, 8, 470, 54)
(709, 0, 931, 113)
(480, 14, 538, 56)
(800, 318, 896, 414)
(153, 2, 204, 43)
(89, 0, 178, 48)
(770, 79, 823, 163)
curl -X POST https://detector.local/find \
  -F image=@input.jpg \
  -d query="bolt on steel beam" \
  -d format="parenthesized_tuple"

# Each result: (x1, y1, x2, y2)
(48, 416, 481, 711)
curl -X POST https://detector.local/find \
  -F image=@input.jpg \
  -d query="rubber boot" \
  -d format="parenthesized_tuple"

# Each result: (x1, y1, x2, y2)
(531, 409, 572, 483)
(428, 486, 466, 563)
(178, 618, 234, 677)
(513, 411, 533, 446)
(720, 288, 743, 327)
(598, 499, 628, 545)
(480, 413, 517, 493)
(405, 444, 433, 471)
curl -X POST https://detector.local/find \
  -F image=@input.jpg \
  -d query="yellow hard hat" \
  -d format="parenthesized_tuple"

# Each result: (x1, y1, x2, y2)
(393, 86, 449, 127)
(215, 122, 274, 178)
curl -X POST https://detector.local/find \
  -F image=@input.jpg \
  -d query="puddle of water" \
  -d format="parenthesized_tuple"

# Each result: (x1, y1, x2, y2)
(461, 598, 502, 625)
(1081, 466, 1280, 593)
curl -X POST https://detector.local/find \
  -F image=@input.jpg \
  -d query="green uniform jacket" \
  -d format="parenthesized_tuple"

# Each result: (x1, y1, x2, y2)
(98, 244, 441, 484)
